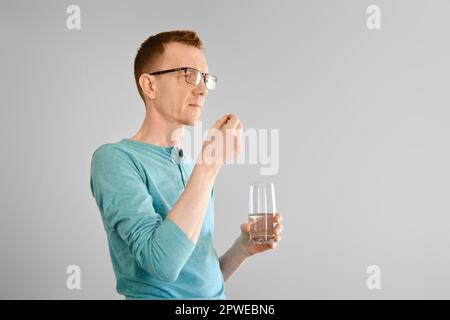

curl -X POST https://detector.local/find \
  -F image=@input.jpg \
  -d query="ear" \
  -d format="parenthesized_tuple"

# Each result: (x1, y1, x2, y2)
(139, 73, 156, 100)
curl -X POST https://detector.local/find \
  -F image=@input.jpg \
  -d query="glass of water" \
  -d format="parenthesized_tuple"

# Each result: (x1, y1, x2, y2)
(248, 182, 276, 244)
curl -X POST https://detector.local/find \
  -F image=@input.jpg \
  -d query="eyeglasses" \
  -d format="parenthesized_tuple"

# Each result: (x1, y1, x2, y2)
(148, 67, 217, 90)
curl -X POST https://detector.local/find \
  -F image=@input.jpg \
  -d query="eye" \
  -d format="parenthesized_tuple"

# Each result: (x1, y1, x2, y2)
(185, 69, 201, 84)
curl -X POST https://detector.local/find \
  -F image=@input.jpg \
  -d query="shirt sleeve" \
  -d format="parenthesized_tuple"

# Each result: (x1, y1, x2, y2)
(90, 144, 195, 283)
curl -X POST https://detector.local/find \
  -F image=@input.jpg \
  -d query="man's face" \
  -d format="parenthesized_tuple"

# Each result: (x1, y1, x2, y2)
(150, 42, 209, 126)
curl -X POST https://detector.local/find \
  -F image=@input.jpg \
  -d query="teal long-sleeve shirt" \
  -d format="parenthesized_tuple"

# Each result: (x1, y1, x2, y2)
(90, 138, 226, 299)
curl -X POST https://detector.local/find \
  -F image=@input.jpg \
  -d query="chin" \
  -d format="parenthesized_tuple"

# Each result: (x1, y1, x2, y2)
(180, 118, 198, 126)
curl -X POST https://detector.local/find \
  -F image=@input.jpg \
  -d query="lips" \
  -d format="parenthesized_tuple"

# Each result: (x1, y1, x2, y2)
(188, 103, 202, 108)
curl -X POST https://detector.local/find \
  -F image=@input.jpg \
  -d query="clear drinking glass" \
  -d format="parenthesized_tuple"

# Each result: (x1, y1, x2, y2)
(249, 182, 276, 244)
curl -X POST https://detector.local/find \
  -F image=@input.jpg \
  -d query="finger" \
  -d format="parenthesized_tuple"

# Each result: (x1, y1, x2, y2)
(274, 224, 283, 235)
(224, 114, 240, 130)
(235, 122, 243, 141)
(275, 235, 281, 242)
(270, 242, 278, 249)
(240, 223, 250, 233)
(213, 114, 231, 130)
(233, 121, 243, 137)
(275, 212, 283, 223)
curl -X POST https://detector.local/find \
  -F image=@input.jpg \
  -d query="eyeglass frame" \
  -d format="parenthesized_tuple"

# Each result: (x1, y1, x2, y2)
(147, 67, 217, 90)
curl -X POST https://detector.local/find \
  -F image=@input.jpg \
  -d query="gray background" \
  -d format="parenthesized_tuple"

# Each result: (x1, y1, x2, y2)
(0, 0, 449, 299)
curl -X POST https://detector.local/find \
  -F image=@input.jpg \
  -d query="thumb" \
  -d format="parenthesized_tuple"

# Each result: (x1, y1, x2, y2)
(212, 114, 231, 130)
(240, 223, 250, 233)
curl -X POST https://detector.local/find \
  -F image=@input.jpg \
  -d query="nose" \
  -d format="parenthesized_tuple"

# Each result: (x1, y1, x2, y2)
(193, 77, 208, 96)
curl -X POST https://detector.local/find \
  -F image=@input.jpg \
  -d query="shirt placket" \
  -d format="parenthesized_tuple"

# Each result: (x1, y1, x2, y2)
(170, 147, 186, 188)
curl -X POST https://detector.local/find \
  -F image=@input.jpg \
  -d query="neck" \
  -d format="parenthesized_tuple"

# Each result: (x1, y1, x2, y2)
(130, 107, 184, 148)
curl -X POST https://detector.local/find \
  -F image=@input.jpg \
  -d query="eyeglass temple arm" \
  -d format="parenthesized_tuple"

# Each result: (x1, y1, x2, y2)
(148, 67, 185, 76)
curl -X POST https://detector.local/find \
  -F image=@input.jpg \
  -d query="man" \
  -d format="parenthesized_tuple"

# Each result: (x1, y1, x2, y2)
(90, 30, 283, 299)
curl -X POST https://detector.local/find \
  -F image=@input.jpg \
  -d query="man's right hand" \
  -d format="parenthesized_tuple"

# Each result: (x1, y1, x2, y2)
(198, 114, 243, 169)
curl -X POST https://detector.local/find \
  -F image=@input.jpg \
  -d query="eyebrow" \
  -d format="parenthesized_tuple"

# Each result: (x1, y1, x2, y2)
(188, 67, 209, 75)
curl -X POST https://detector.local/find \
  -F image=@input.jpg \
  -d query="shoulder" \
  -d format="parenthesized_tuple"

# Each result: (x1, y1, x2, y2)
(90, 142, 148, 186)
(92, 142, 125, 161)
(91, 141, 139, 171)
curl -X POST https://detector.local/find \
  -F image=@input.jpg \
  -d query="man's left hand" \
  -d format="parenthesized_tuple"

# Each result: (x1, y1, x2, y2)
(235, 212, 283, 258)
